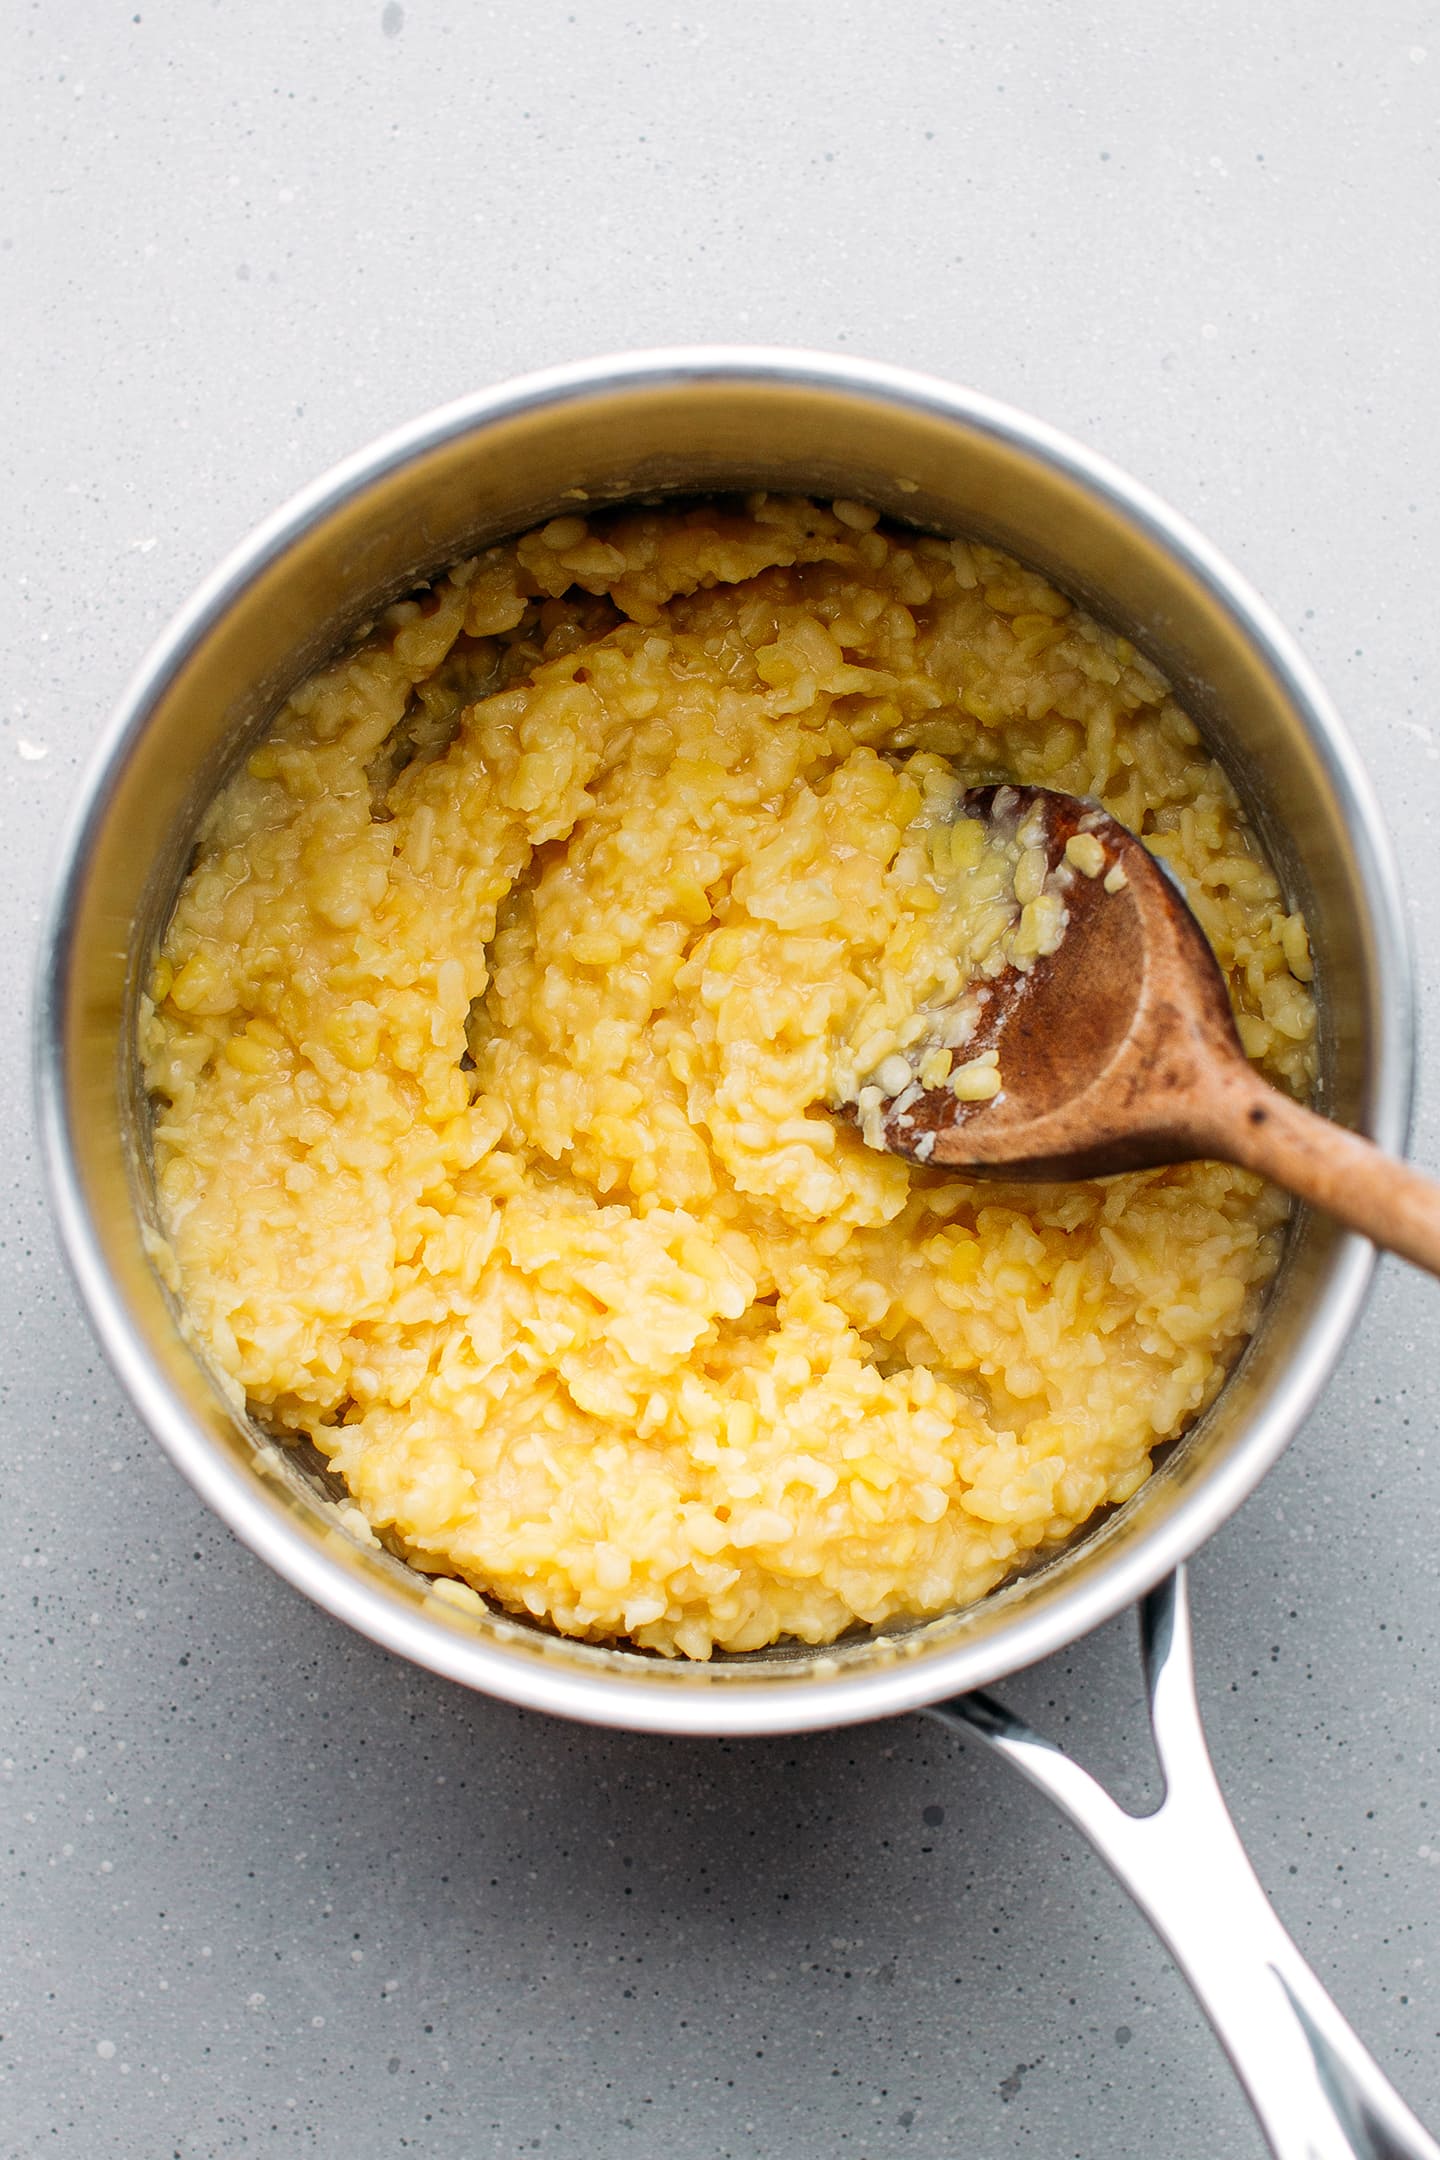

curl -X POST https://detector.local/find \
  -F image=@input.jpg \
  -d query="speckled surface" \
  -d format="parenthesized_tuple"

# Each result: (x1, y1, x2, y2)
(5, 4, 1440, 2154)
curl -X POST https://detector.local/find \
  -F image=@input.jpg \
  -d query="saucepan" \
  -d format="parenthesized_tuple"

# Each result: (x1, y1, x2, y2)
(34, 349, 1436, 2158)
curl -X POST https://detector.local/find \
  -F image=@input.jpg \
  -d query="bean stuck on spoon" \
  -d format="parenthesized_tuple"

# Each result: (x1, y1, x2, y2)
(855, 784, 1440, 1280)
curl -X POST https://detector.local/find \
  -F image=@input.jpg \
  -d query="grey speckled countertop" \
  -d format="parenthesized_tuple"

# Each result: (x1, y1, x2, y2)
(4, 4, 1439, 2155)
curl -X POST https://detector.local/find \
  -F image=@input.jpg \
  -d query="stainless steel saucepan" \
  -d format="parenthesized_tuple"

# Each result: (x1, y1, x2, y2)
(34, 349, 1436, 2159)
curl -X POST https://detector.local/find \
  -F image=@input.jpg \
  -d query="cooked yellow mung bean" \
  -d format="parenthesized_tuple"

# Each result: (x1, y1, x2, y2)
(143, 496, 1315, 1659)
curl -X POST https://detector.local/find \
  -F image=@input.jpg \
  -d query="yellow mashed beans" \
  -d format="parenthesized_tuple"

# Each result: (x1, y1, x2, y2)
(143, 496, 1317, 1660)
(827, 773, 1077, 1140)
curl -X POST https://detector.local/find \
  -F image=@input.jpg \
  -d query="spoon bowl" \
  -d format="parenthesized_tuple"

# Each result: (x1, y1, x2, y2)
(864, 784, 1440, 1278)
(869, 784, 1247, 1179)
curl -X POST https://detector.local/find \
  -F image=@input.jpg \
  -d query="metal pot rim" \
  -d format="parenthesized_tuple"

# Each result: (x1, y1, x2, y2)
(33, 346, 1415, 1735)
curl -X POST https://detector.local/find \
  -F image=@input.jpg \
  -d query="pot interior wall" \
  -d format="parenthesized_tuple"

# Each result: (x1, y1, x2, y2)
(48, 365, 1400, 1723)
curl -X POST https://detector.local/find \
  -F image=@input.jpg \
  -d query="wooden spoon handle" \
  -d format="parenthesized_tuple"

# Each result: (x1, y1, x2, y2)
(1203, 1064, 1440, 1278)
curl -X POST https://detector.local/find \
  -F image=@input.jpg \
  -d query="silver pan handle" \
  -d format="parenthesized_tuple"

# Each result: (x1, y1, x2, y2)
(926, 1568, 1440, 2160)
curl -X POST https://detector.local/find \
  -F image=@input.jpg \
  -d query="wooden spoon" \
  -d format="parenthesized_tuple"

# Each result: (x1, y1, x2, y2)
(859, 784, 1440, 1276)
